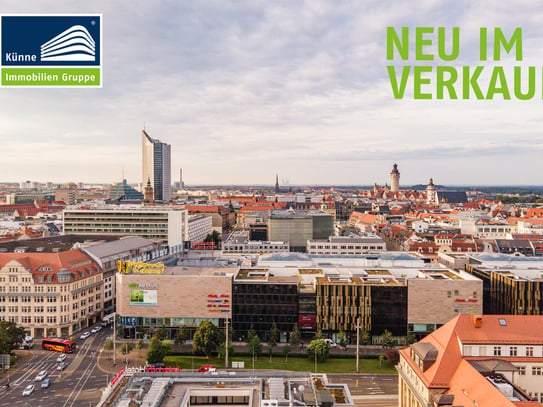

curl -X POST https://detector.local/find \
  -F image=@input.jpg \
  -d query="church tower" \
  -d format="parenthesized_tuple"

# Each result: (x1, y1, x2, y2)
(390, 163, 400, 193)
(426, 178, 436, 205)
(275, 174, 280, 194)
(144, 177, 154, 204)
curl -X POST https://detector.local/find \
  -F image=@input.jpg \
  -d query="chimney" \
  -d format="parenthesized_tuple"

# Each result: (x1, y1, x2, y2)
(472, 315, 482, 328)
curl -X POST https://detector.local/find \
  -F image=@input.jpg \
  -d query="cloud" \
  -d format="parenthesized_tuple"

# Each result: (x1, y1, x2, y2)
(0, 0, 542, 184)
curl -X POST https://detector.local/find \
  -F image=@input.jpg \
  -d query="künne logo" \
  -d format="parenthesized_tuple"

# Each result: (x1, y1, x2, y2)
(40, 24, 95, 62)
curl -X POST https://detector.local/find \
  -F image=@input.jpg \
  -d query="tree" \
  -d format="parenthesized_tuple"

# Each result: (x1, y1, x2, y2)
(268, 322, 279, 349)
(383, 348, 400, 364)
(380, 329, 395, 349)
(217, 341, 234, 359)
(135, 339, 144, 350)
(153, 326, 167, 341)
(307, 339, 330, 362)
(313, 327, 323, 340)
(174, 326, 189, 347)
(0, 321, 25, 354)
(192, 320, 221, 357)
(282, 344, 291, 362)
(146, 337, 171, 364)
(121, 342, 133, 354)
(204, 230, 221, 246)
(289, 323, 301, 348)
(337, 326, 347, 350)
(360, 328, 370, 346)
(247, 334, 263, 360)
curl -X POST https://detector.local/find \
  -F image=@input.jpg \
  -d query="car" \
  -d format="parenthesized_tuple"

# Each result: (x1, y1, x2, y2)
(22, 384, 35, 396)
(197, 365, 216, 372)
(56, 362, 67, 371)
(324, 339, 337, 347)
(41, 378, 52, 389)
(80, 332, 91, 340)
(91, 326, 102, 334)
(34, 370, 48, 381)
(56, 353, 67, 363)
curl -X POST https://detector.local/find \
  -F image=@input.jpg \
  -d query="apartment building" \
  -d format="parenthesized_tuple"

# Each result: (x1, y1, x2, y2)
(0, 249, 104, 338)
(397, 315, 543, 406)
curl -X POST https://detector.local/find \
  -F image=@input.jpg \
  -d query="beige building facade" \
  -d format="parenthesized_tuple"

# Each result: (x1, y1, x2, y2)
(0, 250, 104, 338)
(116, 266, 234, 339)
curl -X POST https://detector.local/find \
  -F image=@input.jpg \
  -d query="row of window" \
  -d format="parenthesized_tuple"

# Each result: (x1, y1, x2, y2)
(518, 366, 542, 375)
(494, 346, 535, 357)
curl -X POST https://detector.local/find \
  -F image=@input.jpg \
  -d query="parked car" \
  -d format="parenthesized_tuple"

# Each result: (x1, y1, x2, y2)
(80, 332, 91, 340)
(34, 370, 48, 381)
(22, 384, 35, 396)
(91, 326, 102, 334)
(41, 378, 52, 389)
(197, 365, 216, 372)
(324, 339, 337, 347)
(56, 362, 67, 371)
(56, 353, 67, 363)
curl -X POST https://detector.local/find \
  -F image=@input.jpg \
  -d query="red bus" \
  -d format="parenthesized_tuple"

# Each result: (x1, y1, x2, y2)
(41, 338, 76, 353)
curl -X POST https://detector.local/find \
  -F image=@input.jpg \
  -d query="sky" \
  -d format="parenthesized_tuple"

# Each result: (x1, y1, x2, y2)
(1, 0, 543, 186)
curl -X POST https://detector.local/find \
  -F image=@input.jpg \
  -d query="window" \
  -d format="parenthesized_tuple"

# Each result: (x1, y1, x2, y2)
(510, 346, 517, 356)
(526, 346, 534, 357)
(454, 290, 459, 296)
(447, 291, 451, 297)
(21, 316, 31, 324)
(493, 346, 502, 356)
(498, 318, 507, 326)
(518, 366, 526, 375)
(532, 367, 542, 376)
(473, 291, 477, 298)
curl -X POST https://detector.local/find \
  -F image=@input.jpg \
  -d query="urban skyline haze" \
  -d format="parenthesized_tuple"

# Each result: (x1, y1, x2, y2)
(1, 1, 542, 185)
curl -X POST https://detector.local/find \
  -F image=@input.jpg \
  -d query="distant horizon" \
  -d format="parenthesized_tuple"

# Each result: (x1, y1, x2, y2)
(3, 181, 543, 190)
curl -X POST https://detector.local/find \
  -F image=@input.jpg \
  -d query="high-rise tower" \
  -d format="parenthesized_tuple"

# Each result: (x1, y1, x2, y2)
(142, 130, 171, 202)
(390, 163, 400, 193)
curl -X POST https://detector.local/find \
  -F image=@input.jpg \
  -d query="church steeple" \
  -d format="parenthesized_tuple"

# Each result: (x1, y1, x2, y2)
(144, 177, 154, 204)
(275, 174, 279, 193)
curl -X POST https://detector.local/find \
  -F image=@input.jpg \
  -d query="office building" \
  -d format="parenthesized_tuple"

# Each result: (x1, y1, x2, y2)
(268, 209, 334, 252)
(306, 235, 386, 255)
(142, 130, 171, 202)
(63, 204, 188, 248)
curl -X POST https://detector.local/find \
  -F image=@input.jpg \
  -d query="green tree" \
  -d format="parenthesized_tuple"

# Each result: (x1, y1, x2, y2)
(192, 320, 221, 357)
(248, 334, 263, 360)
(135, 339, 144, 350)
(337, 326, 347, 349)
(153, 326, 167, 341)
(268, 322, 279, 348)
(175, 326, 189, 347)
(103, 339, 113, 350)
(217, 341, 234, 359)
(360, 328, 370, 346)
(146, 337, 171, 364)
(313, 327, 323, 340)
(0, 321, 25, 354)
(204, 230, 221, 246)
(380, 329, 395, 349)
(307, 339, 330, 362)
(289, 323, 301, 348)
(282, 343, 291, 362)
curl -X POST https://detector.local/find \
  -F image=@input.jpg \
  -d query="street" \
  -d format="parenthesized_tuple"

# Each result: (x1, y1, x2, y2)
(1, 326, 110, 407)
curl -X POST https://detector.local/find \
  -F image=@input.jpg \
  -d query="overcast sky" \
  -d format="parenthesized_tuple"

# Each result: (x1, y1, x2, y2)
(1, 0, 542, 186)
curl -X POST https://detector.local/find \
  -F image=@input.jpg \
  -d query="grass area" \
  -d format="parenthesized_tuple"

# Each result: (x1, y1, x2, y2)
(163, 354, 397, 374)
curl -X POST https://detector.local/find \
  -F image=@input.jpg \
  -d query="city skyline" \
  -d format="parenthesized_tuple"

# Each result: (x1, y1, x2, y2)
(1, 1, 543, 185)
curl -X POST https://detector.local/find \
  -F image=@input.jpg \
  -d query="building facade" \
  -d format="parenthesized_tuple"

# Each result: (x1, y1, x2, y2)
(306, 235, 386, 255)
(0, 250, 104, 338)
(142, 130, 171, 202)
(116, 265, 234, 339)
(63, 205, 188, 248)
(397, 315, 543, 407)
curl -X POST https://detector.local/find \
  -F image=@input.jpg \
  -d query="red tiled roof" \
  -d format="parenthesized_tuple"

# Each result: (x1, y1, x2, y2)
(0, 249, 102, 283)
